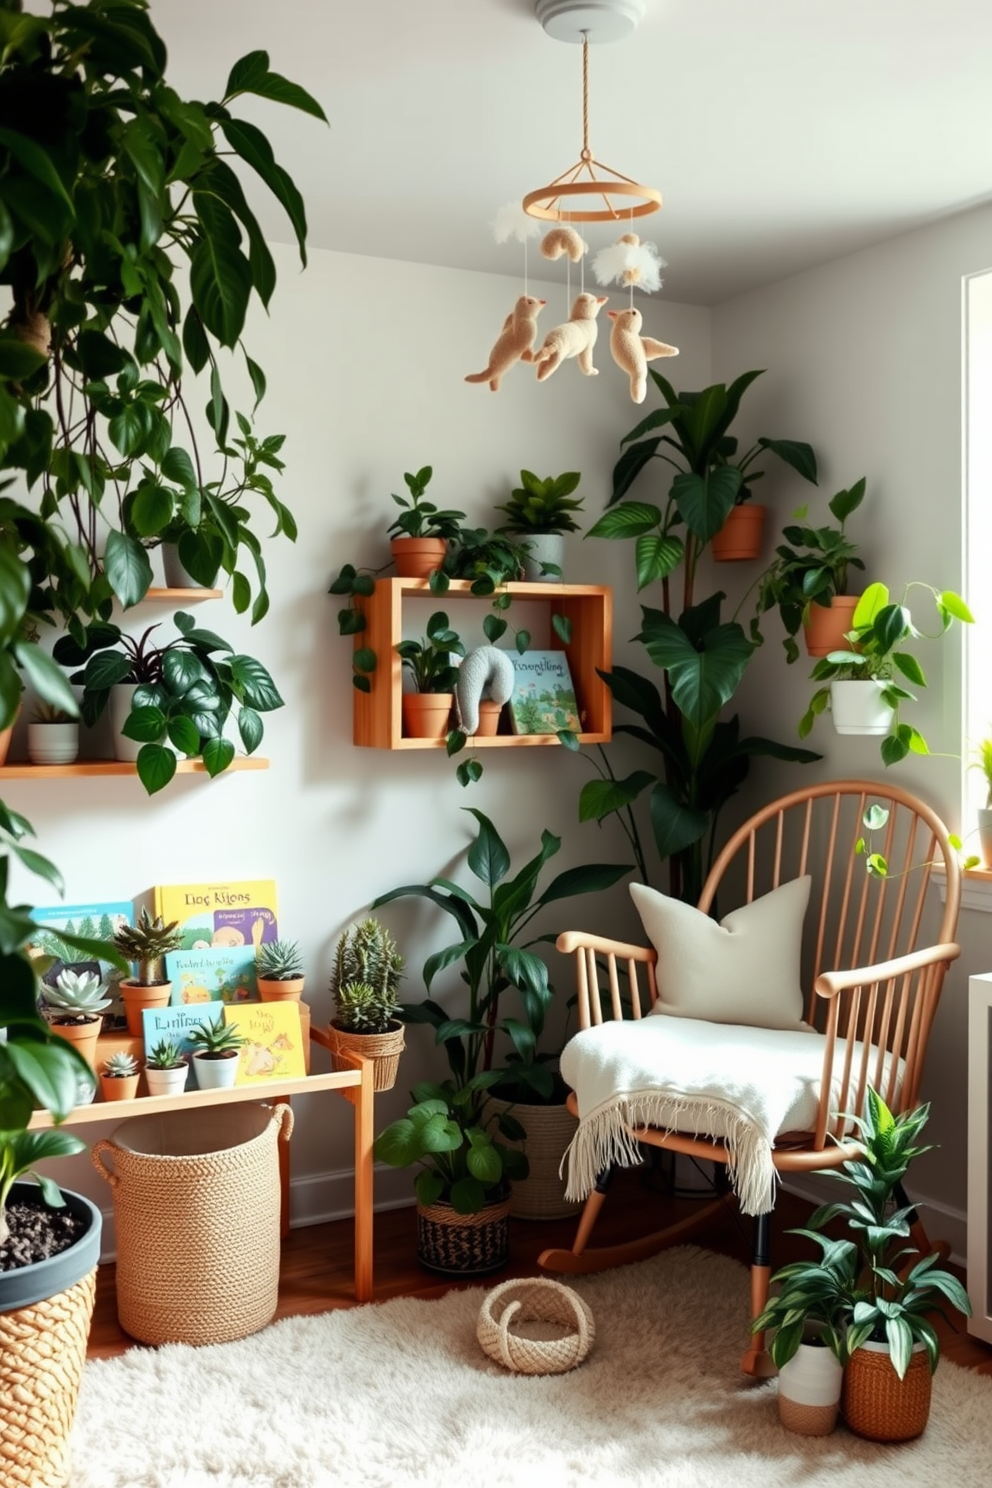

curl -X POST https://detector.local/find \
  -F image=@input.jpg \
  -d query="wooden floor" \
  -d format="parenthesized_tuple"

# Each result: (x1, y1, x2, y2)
(86, 1164, 992, 1374)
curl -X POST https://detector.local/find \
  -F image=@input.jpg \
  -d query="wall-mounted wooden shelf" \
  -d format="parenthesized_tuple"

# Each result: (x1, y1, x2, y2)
(352, 578, 612, 750)
(145, 587, 224, 601)
(0, 757, 269, 779)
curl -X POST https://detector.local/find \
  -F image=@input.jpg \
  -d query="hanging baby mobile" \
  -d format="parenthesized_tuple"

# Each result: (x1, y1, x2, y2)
(465, 7, 678, 404)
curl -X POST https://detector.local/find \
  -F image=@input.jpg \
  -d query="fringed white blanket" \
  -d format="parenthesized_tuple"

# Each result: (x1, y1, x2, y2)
(560, 1016, 892, 1217)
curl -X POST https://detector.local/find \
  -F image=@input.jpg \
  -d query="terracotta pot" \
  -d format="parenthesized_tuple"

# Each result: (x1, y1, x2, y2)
(390, 536, 447, 580)
(121, 981, 172, 1037)
(257, 976, 305, 1002)
(0, 720, 14, 767)
(829, 679, 893, 736)
(473, 700, 503, 737)
(99, 1072, 140, 1103)
(711, 503, 766, 561)
(327, 1019, 405, 1092)
(48, 1015, 102, 1071)
(402, 692, 453, 739)
(842, 1341, 932, 1442)
(803, 595, 860, 657)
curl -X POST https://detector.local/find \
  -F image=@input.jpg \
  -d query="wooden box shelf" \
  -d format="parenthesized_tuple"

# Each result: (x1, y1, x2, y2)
(352, 578, 613, 749)
(0, 757, 268, 780)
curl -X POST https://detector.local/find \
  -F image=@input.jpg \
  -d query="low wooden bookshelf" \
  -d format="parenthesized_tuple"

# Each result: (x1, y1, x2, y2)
(0, 757, 269, 780)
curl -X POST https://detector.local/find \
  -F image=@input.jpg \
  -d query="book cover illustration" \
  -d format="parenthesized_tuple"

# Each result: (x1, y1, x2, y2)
(165, 947, 258, 1006)
(152, 880, 278, 952)
(142, 1001, 225, 1091)
(29, 899, 133, 991)
(507, 651, 581, 735)
(225, 1003, 305, 1086)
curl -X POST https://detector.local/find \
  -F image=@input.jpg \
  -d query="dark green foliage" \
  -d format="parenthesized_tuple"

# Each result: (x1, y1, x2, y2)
(496, 469, 584, 535)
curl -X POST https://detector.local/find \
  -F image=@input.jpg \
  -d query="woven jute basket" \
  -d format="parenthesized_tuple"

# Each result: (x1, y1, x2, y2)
(841, 1343, 932, 1441)
(488, 1099, 580, 1220)
(92, 1102, 293, 1347)
(327, 1021, 404, 1092)
(477, 1277, 594, 1375)
(416, 1189, 511, 1276)
(0, 1268, 96, 1488)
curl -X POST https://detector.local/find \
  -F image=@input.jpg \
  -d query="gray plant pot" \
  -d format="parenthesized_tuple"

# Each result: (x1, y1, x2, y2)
(0, 1182, 102, 1314)
(522, 532, 565, 583)
(162, 543, 218, 590)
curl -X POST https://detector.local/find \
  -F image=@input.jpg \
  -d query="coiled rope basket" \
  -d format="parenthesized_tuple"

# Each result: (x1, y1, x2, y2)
(477, 1277, 595, 1375)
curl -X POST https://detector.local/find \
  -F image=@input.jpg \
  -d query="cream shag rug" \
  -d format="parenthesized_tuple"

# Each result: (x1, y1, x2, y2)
(70, 1246, 991, 1488)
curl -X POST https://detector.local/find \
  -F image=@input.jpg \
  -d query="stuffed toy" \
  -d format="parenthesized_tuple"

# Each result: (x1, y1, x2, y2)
(593, 233, 666, 293)
(455, 645, 516, 734)
(465, 295, 547, 391)
(607, 307, 679, 404)
(540, 226, 587, 263)
(533, 293, 609, 382)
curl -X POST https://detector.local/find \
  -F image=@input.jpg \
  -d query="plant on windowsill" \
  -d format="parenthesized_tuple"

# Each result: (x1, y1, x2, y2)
(255, 939, 306, 1002)
(187, 1014, 246, 1091)
(496, 468, 585, 581)
(397, 611, 464, 740)
(113, 909, 183, 1036)
(798, 580, 974, 763)
(327, 918, 406, 1091)
(54, 612, 283, 794)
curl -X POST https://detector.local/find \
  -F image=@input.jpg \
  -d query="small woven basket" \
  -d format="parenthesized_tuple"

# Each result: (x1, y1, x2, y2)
(0, 1268, 96, 1488)
(477, 1277, 594, 1375)
(327, 1021, 405, 1092)
(416, 1191, 511, 1276)
(92, 1102, 292, 1347)
(842, 1343, 932, 1442)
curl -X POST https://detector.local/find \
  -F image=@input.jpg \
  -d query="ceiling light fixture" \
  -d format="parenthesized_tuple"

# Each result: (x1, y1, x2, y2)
(523, 0, 661, 224)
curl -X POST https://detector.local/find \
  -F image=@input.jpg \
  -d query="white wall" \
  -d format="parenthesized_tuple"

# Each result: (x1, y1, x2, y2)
(5, 246, 710, 1241)
(711, 201, 992, 1241)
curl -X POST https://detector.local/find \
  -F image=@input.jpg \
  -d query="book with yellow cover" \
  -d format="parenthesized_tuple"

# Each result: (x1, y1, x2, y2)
(225, 1002, 305, 1086)
(152, 880, 278, 952)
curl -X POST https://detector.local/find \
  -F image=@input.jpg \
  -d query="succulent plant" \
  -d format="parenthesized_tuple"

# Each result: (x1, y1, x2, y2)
(187, 1017, 246, 1056)
(113, 908, 183, 985)
(256, 938, 304, 981)
(42, 968, 112, 1016)
(330, 918, 404, 1014)
(334, 979, 399, 1035)
(102, 1051, 139, 1078)
(31, 700, 75, 724)
(146, 1038, 186, 1070)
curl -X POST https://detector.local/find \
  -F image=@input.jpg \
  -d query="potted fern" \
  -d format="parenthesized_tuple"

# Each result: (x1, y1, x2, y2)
(113, 909, 183, 1034)
(327, 918, 406, 1091)
(255, 939, 306, 1002)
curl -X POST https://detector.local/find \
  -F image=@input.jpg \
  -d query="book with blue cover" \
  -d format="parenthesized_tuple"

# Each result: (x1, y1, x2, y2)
(165, 946, 258, 1006)
(29, 899, 133, 992)
(142, 1001, 225, 1091)
(507, 651, 581, 735)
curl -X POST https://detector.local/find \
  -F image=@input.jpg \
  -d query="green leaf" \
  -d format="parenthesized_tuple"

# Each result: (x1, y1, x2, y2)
(229, 655, 283, 712)
(940, 590, 974, 623)
(167, 715, 200, 755)
(537, 861, 631, 907)
(10, 644, 77, 716)
(202, 737, 236, 777)
(649, 783, 709, 858)
(238, 707, 263, 753)
(464, 808, 511, 887)
(104, 531, 153, 608)
(190, 194, 253, 347)
(638, 608, 753, 735)
(757, 437, 818, 485)
(635, 533, 684, 591)
(672, 466, 742, 542)
(586, 502, 661, 541)
(578, 771, 654, 823)
(131, 481, 174, 537)
(219, 118, 310, 266)
(121, 705, 166, 743)
(135, 744, 177, 795)
(225, 50, 328, 121)
(0, 334, 46, 380)
(182, 307, 210, 374)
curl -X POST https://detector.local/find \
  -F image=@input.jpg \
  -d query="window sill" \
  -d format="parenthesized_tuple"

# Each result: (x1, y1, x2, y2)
(933, 864, 992, 913)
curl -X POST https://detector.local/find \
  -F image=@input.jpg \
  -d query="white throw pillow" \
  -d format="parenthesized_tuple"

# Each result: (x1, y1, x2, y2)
(629, 876, 811, 1029)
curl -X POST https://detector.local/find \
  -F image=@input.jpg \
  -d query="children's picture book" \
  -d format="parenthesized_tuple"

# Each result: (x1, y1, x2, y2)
(225, 1003, 305, 1086)
(152, 880, 278, 952)
(142, 1001, 225, 1091)
(165, 947, 258, 1006)
(507, 651, 581, 735)
(29, 900, 132, 990)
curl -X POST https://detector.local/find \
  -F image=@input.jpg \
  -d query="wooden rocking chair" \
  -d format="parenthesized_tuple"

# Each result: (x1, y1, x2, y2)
(538, 780, 962, 1375)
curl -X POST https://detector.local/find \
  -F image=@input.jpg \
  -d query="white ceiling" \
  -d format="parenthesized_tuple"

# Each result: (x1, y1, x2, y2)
(153, 0, 992, 305)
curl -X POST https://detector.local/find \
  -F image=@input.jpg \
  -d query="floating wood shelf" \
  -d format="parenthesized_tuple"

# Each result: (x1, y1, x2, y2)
(352, 578, 613, 749)
(145, 586, 224, 600)
(0, 757, 269, 779)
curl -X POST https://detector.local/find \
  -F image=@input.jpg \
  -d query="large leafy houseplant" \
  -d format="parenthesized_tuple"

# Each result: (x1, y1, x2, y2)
(372, 809, 630, 1212)
(582, 371, 820, 901)
(0, 0, 325, 625)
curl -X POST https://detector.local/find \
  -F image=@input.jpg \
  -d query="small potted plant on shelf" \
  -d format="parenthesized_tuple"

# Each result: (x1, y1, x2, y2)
(39, 969, 112, 1071)
(752, 478, 867, 661)
(971, 732, 992, 869)
(143, 1038, 189, 1097)
(187, 1014, 246, 1090)
(26, 701, 79, 766)
(98, 1051, 141, 1103)
(397, 611, 464, 739)
(798, 580, 974, 761)
(496, 469, 585, 581)
(327, 918, 406, 1091)
(113, 909, 184, 1035)
(255, 939, 306, 1002)
(387, 466, 466, 580)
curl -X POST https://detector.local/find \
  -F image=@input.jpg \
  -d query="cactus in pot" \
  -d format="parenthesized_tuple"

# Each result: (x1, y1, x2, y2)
(328, 919, 406, 1091)
(255, 938, 306, 1002)
(113, 908, 183, 1035)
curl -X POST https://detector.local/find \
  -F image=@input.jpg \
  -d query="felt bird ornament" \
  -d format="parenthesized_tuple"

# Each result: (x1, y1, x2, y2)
(593, 233, 666, 293)
(465, 295, 547, 391)
(540, 226, 587, 263)
(607, 308, 679, 404)
(533, 293, 608, 382)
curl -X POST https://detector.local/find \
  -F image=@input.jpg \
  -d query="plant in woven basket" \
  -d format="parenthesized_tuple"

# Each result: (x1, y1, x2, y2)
(0, 1129, 86, 1247)
(330, 918, 404, 1033)
(41, 968, 112, 1021)
(101, 1051, 139, 1079)
(752, 1088, 971, 1377)
(256, 939, 304, 982)
(113, 909, 182, 986)
(333, 980, 398, 1035)
(187, 1017, 245, 1058)
(145, 1038, 186, 1071)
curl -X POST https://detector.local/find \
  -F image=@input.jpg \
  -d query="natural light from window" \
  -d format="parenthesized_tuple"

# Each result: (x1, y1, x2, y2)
(963, 269, 992, 846)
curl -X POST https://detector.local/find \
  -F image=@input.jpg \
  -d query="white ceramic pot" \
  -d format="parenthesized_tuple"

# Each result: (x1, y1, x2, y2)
(777, 1326, 844, 1435)
(829, 679, 893, 736)
(144, 1063, 189, 1097)
(522, 532, 565, 582)
(193, 1051, 240, 1089)
(979, 807, 992, 870)
(27, 721, 79, 765)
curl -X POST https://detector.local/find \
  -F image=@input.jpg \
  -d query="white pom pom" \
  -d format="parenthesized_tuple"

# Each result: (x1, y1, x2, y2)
(492, 201, 541, 245)
(593, 235, 667, 293)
